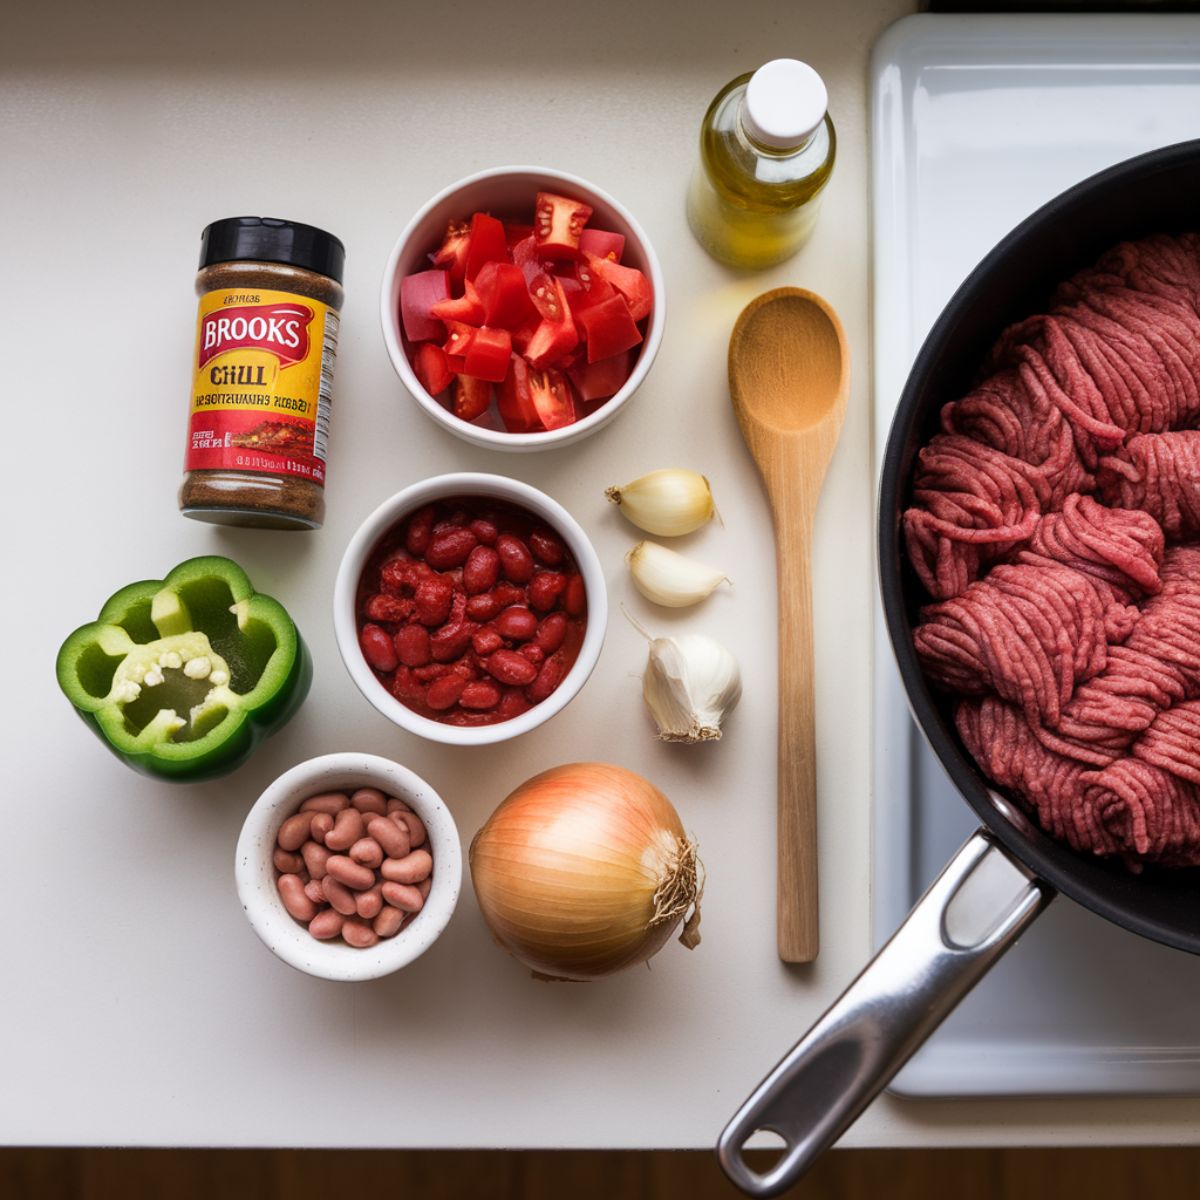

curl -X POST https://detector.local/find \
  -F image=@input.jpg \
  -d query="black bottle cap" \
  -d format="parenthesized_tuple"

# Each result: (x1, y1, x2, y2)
(199, 217, 345, 284)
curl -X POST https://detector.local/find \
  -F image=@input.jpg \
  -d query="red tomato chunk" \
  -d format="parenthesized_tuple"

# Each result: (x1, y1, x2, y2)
(356, 497, 587, 726)
(398, 192, 654, 432)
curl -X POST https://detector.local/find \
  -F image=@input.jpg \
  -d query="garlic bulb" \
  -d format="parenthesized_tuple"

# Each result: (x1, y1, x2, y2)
(643, 632, 742, 743)
(605, 469, 716, 537)
(626, 541, 729, 608)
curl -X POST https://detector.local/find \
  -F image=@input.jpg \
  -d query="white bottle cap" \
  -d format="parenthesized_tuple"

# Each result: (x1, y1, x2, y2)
(742, 59, 828, 150)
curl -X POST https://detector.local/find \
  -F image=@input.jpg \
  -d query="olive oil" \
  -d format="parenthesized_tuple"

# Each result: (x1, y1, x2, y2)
(687, 60, 836, 270)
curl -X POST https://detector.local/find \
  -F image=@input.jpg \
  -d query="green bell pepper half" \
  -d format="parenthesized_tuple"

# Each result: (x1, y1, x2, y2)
(55, 555, 311, 781)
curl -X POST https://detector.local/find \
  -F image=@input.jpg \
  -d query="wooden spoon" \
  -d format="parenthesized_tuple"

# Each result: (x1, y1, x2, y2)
(728, 287, 850, 963)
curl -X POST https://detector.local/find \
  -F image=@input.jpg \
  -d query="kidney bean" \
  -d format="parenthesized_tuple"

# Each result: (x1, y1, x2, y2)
(413, 576, 454, 626)
(350, 787, 387, 815)
(397, 809, 427, 849)
(325, 855, 375, 891)
(308, 910, 345, 940)
(417, 877, 433, 900)
(277, 874, 317, 922)
(380, 849, 433, 885)
(404, 505, 436, 555)
(528, 571, 567, 612)
(534, 612, 569, 653)
(341, 918, 379, 949)
(321, 874, 358, 916)
(387, 797, 412, 813)
(430, 620, 478, 663)
(485, 649, 539, 686)
(359, 623, 399, 672)
(528, 650, 570, 702)
(498, 687, 532, 720)
(520, 644, 545, 667)
(382, 881, 425, 913)
(472, 628, 504, 657)
(350, 837, 384, 869)
(495, 605, 539, 641)
(367, 815, 410, 859)
(273, 848, 303, 874)
(426, 527, 478, 569)
(301, 840, 330, 879)
(393, 624, 431, 667)
(496, 533, 535, 583)
(390, 666, 428, 707)
(365, 593, 412, 623)
(277, 812, 314, 852)
(303, 879, 326, 906)
(323, 808, 366, 852)
(310, 812, 334, 844)
(466, 592, 502, 621)
(469, 517, 498, 545)
(529, 527, 566, 565)
(460, 680, 502, 710)
(300, 792, 349, 815)
(426, 675, 466, 710)
(463, 545, 501, 594)
(433, 509, 469, 531)
(373, 907, 404, 939)
(355, 884, 384, 920)
(414, 662, 454, 682)
(564, 574, 586, 616)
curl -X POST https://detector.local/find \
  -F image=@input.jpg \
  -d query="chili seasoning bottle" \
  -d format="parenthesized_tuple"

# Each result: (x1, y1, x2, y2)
(178, 217, 345, 530)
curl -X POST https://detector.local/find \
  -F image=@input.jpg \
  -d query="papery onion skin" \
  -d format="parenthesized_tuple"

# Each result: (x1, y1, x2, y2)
(469, 762, 701, 980)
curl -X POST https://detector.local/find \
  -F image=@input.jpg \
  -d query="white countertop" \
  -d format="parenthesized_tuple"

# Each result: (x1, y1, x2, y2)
(5, 0, 1199, 1151)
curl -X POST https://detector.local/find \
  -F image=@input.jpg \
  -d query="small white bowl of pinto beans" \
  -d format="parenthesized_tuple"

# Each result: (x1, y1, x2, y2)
(235, 753, 462, 982)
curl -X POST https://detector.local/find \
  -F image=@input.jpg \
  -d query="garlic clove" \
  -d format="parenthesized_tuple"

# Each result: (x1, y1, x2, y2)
(643, 632, 742, 743)
(605, 469, 715, 537)
(626, 541, 729, 608)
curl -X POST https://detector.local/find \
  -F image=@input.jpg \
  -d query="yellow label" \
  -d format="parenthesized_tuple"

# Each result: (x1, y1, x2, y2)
(186, 287, 337, 484)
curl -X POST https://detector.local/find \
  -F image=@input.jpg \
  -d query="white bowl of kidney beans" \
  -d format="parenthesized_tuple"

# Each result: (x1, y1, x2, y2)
(380, 165, 665, 452)
(333, 472, 607, 745)
(235, 753, 462, 982)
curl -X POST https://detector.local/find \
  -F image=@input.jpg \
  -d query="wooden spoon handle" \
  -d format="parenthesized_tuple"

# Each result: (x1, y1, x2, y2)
(773, 493, 819, 963)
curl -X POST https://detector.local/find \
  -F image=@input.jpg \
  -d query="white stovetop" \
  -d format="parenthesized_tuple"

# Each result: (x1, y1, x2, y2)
(4, 0, 1200, 1151)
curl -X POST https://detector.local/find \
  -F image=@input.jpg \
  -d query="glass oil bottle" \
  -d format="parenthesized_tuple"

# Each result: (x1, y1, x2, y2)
(687, 59, 836, 270)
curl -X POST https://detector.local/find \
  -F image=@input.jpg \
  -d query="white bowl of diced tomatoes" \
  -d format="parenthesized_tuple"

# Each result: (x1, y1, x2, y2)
(380, 166, 665, 452)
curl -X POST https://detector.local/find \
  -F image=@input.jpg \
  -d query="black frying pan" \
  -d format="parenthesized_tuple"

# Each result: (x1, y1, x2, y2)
(718, 139, 1200, 1196)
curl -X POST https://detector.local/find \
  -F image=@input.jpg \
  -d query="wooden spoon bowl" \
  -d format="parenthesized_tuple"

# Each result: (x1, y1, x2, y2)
(729, 287, 850, 963)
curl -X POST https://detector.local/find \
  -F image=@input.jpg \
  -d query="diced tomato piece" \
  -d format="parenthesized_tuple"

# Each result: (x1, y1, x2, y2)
(524, 277, 579, 368)
(464, 212, 508, 280)
(442, 319, 479, 361)
(475, 261, 538, 330)
(583, 253, 653, 322)
(464, 327, 512, 383)
(569, 350, 634, 402)
(579, 228, 625, 262)
(567, 259, 616, 317)
(413, 343, 455, 396)
(527, 367, 577, 430)
(431, 280, 485, 325)
(399, 269, 451, 342)
(511, 319, 539, 356)
(497, 356, 542, 433)
(577, 294, 644, 363)
(430, 221, 471, 285)
(533, 192, 594, 260)
(504, 222, 533, 248)
(512, 235, 544, 288)
(453, 374, 492, 422)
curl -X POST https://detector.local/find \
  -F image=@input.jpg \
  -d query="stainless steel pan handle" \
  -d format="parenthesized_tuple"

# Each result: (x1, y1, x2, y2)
(717, 830, 1054, 1197)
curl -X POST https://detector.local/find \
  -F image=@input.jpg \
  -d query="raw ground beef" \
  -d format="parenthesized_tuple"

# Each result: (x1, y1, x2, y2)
(906, 233, 1200, 870)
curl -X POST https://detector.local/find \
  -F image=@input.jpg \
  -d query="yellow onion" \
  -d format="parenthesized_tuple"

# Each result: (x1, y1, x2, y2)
(469, 763, 703, 980)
